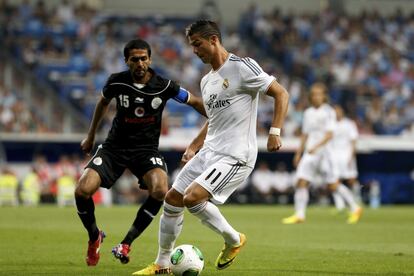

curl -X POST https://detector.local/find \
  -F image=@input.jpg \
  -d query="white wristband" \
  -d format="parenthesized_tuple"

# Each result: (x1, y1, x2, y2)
(269, 127, 281, 136)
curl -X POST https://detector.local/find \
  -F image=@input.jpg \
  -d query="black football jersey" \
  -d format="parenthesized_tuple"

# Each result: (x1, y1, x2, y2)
(102, 69, 180, 150)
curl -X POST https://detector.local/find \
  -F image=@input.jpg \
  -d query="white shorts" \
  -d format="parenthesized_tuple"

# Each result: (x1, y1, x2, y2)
(172, 148, 253, 204)
(296, 150, 339, 185)
(336, 153, 358, 180)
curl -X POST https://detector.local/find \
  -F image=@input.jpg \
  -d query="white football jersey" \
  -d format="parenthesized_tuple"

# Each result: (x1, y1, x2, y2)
(332, 117, 358, 155)
(302, 103, 337, 152)
(200, 54, 275, 167)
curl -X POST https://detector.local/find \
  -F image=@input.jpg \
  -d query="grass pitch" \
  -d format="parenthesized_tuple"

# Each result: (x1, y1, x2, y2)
(0, 205, 413, 275)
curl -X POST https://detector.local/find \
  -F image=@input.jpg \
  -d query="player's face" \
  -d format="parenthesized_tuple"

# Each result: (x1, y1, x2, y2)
(335, 105, 344, 120)
(310, 86, 325, 107)
(126, 49, 151, 80)
(188, 33, 214, 64)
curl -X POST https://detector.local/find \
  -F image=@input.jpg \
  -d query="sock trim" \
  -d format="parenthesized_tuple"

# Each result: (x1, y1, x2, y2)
(188, 202, 207, 214)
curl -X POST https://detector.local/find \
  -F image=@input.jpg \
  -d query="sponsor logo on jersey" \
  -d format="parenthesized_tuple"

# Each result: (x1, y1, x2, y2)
(151, 97, 162, 109)
(222, 78, 229, 89)
(134, 107, 145, 117)
(206, 93, 230, 111)
(135, 97, 144, 103)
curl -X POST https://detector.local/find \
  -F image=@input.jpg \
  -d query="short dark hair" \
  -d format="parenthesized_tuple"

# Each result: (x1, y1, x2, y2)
(185, 20, 222, 43)
(123, 39, 151, 60)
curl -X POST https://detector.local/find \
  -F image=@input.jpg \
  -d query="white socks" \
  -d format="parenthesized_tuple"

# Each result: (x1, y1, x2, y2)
(155, 203, 184, 267)
(332, 191, 345, 211)
(155, 200, 241, 267)
(337, 184, 359, 212)
(188, 201, 240, 246)
(294, 187, 309, 219)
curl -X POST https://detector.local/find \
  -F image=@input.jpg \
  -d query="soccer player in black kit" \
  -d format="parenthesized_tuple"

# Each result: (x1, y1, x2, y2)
(74, 39, 206, 266)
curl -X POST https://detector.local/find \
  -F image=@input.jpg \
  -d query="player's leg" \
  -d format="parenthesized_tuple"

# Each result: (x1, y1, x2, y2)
(77, 145, 125, 266)
(328, 181, 362, 224)
(183, 158, 250, 270)
(114, 168, 168, 264)
(75, 168, 105, 266)
(132, 189, 184, 275)
(282, 178, 309, 224)
(133, 150, 204, 275)
(184, 182, 245, 270)
(332, 188, 346, 213)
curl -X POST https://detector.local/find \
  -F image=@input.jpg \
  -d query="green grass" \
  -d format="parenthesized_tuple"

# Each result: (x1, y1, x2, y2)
(0, 205, 413, 275)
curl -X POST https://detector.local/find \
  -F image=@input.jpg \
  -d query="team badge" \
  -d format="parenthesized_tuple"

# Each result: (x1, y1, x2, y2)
(151, 97, 162, 109)
(134, 107, 145, 117)
(222, 78, 229, 89)
(93, 157, 102, 166)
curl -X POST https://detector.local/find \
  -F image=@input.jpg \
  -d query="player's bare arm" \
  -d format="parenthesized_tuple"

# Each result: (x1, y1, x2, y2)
(265, 80, 289, 152)
(293, 133, 308, 168)
(308, 131, 333, 154)
(181, 121, 209, 164)
(80, 96, 111, 154)
(187, 93, 207, 117)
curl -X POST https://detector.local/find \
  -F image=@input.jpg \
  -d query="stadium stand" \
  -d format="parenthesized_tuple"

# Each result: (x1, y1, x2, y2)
(0, 0, 413, 205)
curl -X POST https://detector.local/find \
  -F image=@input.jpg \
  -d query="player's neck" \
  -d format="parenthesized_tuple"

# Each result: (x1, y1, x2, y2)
(210, 48, 229, 71)
(132, 70, 152, 84)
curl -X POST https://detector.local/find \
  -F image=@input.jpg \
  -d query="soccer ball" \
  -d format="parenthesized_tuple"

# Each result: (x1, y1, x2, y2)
(170, 244, 204, 276)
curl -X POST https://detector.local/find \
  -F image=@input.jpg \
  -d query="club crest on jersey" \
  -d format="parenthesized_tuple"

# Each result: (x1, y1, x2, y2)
(135, 107, 145, 117)
(222, 78, 229, 89)
(151, 97, 162, 109)
(135, 97, 144, 103)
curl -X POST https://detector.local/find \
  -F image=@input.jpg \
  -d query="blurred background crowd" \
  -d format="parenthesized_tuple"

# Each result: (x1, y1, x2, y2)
(1, 0, 414, 136)
(0, 0, 413, 207)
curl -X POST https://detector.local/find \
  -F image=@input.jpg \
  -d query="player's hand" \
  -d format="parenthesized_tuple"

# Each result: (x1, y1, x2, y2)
(181, 146, 197, 165)
(308, 147, 317, 154)
(80, 137, 94, 155)
(293, 153, 301, 168)
(267, 135, 282, 152)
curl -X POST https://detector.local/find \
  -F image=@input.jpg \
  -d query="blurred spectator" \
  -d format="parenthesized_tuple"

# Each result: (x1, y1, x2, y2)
(21, 167, 41, 206)
(0, 166, 19, 206)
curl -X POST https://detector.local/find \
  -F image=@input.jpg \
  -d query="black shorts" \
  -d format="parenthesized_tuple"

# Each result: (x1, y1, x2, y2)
(85, 144, 168, 189)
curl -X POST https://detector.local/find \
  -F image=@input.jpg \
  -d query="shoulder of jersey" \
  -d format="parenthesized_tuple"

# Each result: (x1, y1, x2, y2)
(229, 54, 262, 74)
(107, 71, 130, 84)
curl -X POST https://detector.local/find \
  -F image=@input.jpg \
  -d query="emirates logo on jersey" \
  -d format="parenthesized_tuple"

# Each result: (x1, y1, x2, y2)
(206, 94, 230, 111)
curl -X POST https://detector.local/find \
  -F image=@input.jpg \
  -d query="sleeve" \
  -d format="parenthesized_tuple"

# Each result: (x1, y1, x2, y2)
(325, 107, 337, 132)
(101, 74, 117, 99)
(240, 57, 276, 94)
(302, 109, 310, 134)
(349, 120, 359, 140)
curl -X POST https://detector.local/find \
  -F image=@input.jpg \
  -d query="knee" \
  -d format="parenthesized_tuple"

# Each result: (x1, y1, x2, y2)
(151, 185, 168, 201)
(183, 192, 198, 208)
(74, 172, 99, 199)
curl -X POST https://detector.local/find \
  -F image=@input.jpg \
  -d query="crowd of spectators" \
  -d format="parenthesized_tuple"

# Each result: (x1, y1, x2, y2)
(0, 0, 413, 136)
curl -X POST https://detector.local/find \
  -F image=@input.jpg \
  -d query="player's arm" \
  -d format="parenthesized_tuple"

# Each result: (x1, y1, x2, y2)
(173, 87, 207, 117)
(81, 96, 111, 154)
(308, 131, 333, 154)
(349, 139, 357, 166)
(181, 121, 208, 164)
(293, 133, 308, 168)
(265, 80, 289, 152)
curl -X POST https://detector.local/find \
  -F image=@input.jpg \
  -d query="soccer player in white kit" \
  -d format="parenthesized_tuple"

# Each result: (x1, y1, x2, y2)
(133, 20, 289, 275)
(331, 105, 361, 212)
(282, 83, 362, 225)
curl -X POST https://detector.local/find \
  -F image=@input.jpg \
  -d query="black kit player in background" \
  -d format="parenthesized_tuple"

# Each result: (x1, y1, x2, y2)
(74, 39, 206, 266)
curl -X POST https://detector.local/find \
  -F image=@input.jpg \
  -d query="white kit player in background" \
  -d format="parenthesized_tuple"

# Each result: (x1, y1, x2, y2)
(331, 105, 362, 212)
(133, 20, 289, 275)
(282, 83, 362, 225)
